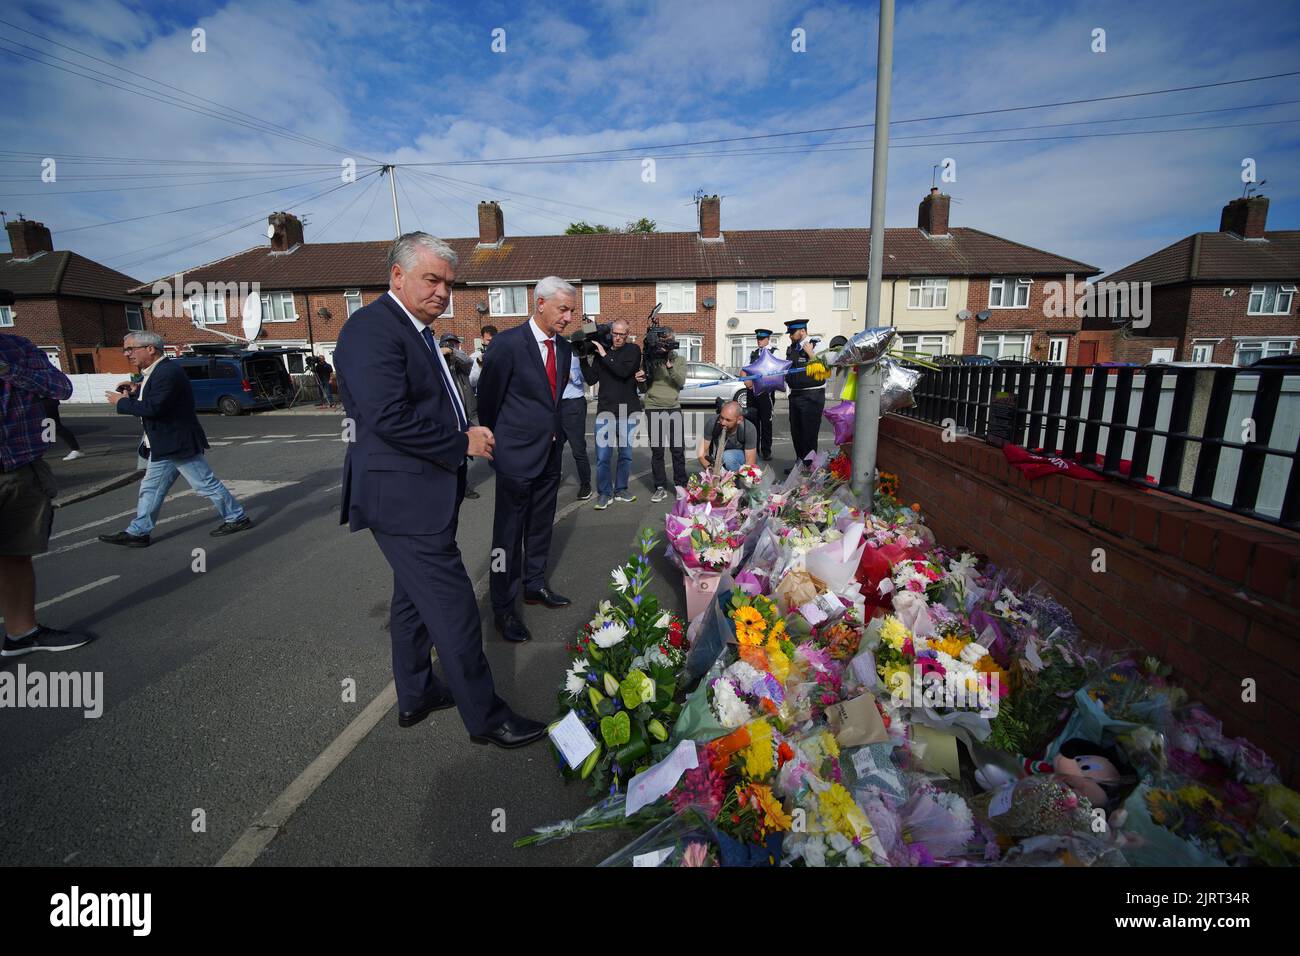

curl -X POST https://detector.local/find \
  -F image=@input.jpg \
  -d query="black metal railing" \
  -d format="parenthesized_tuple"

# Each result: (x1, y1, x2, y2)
(898, 364, 1300, 529)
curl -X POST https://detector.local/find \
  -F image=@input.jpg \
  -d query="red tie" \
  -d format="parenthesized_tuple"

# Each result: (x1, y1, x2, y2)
(544, 338, 557, 401)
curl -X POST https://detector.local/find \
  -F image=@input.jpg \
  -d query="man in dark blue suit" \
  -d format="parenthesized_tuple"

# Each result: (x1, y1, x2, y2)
(334, 233, 545, 750)
(99, 331, 251, 547)
(476, 276, 575, 644)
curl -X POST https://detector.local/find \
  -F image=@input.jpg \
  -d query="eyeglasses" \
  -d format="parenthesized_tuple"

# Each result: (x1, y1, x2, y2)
(612, 332, 629, 338)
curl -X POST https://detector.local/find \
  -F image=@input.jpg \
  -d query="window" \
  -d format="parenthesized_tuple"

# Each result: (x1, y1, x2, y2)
(908, 278, 949, 309)
(989, 277, 1032, 309)
(344, 290, 362, 317)
(979, 333, 1032, 359)
(489, 285, 528, 316)
(1247, 283, 1296, 316)
(182, 362, 211, 381)
(729, 334, 759, 368)
(1191, 341, 1216, 363)
(688, 363, 724, 381)
(1048, 337, 1069, 365)
(677, 334, 703, 362)
(260, 292, 297, 322)
(441, 292, 453, 317)
(1150, 348, 1175, 364)
(899, 333, 948, 357)
(42, 348, 60, 370)
(0, 305, 12, 327)
(1234, 338, 1294, 366)
(583, 285, 600, 316)
(833, 280, 851, 311)
(735, 281, 774, 312)
(125, 303, 144, 332)
(656, 281, 696, 313)
(190, 293, 227, 325)
(285, 353, 308, 374)
(215, 362, 240, 380)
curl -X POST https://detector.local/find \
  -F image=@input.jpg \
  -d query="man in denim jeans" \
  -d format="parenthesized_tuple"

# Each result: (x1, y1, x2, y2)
(581, 320, 643, 509)
(99, 332, 251, 548)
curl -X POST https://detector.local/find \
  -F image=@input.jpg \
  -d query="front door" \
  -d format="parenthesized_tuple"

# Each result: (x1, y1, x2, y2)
(1078, 341, 1099, 365)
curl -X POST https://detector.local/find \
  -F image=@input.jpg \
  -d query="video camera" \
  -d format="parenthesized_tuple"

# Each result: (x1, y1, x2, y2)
(568, 316, 615, 358)
(641, 304, 678, 374)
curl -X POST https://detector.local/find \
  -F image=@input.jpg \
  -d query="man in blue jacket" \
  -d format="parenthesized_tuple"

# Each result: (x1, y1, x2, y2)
(99, 331, 250, 547)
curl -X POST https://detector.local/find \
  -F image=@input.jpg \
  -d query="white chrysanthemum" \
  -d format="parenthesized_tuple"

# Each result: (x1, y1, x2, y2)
(712, 680, 752, 728)
(827, 831, 852, 853)
(654, 612, 671, 630)
(844, 846, 865, 867)
(611, 567, 629, 592)
(724, 660, 764, 695)
(591, 621, 627, 648)
(803, 836, 828, 868)
(564, 660, 589, 699)
(960, 642, 990, 664)
(702, 546, 730, 566)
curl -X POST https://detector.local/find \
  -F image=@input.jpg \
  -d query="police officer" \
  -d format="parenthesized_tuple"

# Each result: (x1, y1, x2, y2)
(748, 329, 776, 461)
(784, 318, 824, 469)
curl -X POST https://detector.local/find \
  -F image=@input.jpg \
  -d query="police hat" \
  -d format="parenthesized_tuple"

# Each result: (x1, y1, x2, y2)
(754, 328, 773, 339)
(439, 332, 461, 346)
(783, 319, 809, 332)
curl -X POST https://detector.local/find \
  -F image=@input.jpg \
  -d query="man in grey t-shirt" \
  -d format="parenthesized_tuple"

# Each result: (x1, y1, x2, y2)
(696, 400, 758, 473)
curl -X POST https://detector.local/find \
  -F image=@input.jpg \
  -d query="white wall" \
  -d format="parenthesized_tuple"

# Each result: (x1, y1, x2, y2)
(63, 374, 125, 403)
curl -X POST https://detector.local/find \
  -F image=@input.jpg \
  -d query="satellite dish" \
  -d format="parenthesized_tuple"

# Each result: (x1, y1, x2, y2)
(241, 292, 263, 343)
(975, 310, 992, 322)
(956, 309, 971, 322)
(266, 224, 276, 240)
(726, 317, 739, 329)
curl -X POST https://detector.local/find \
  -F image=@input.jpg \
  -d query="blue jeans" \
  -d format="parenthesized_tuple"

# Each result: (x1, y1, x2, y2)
(721, 448, 746, 471)
(127, 454, 245, 536)
(317, 376, 335, 404)
(594, 411, 636, 497)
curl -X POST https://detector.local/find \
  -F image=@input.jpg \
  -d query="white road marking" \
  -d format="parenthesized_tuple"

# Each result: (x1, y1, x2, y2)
(283, 439, 320, 444)
(306, 434, 341, 438)
(263, 434, 297, 439)
(37, 508, 213, 560)
(209, 441, 232, 446)
(0, 576, 122, 626)
(219, 435, 254, 440)
(241, 440, 273, 445)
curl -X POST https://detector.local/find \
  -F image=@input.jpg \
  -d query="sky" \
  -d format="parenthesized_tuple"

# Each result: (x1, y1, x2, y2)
(1, 0, 1298, 283)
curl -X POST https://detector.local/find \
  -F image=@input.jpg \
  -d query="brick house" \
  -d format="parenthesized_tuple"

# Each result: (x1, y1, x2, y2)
(1081, 196, 1299, 365)
(1, 219, 145, 373)
(130, 193, 1096, 369)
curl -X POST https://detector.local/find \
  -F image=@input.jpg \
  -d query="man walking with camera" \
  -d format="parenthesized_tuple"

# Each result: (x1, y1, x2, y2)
(642, 329, 687, 502)
(748, 329, 776, 462)
(582, 319, 641, 510)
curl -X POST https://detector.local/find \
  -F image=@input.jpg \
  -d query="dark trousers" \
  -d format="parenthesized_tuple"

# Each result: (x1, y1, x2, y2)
(490, 443, 562, 614)
(647, 407, 687, 490)
(371, 470, 509, 735)
(752, 391, 773, 458)
(558, 397, 590, 488)
(40, 400, 80, 452)
(788, 388, 825, 464)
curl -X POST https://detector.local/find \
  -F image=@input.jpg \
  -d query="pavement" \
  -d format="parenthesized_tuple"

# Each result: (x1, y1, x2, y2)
(2, 401, 814, 866)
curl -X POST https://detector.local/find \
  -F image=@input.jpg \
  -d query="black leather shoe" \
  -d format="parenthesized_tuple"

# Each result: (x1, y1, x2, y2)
(470, 714, 547, 749)
(494, 613, 532, 643)
(210, 517, 253, 537)
(397, 689, 457, 728)
(524, 586, 571, 609)
(464, 489, 480, 499)
(98, 531, 150, 548)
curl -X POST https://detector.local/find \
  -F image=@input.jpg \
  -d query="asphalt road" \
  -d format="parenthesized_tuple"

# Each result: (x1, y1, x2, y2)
(2, 402, 814, 866)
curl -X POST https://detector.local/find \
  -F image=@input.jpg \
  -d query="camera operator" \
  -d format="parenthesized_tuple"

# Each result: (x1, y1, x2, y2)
(468, 324, 497, 391)
(581, 319, 642, 510)
(640, 327, 687, 502)
(748, 328, 776, 461)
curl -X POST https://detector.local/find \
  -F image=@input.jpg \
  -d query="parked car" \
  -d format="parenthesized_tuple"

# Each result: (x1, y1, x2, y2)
(680, 361, 750, 409)
(174, 347, 301, 415)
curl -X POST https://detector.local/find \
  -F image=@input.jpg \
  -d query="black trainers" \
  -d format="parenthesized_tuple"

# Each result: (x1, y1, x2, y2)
(464, 489, 481, 499)
(99, 531, 150, 548)
(2, 625, 94, 658)
(577, 485, 593, 501)
(210, 517, 254, 537)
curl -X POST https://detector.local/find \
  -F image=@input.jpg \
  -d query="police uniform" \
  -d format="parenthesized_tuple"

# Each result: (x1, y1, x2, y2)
(784, 319, 824, 464)
(748, 329, 776, 460)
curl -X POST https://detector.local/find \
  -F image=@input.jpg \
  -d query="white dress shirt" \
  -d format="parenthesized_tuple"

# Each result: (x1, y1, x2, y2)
(528, 316, 556, 366)
(387, 291, 468, 428)
(562, 353, 584, 400)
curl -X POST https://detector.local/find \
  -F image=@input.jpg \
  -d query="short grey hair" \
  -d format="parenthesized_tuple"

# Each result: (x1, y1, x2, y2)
(387, 232, 459, 275)
(125, 330, 164, 350)
(721, 400, 742, 417)
(534, 275, 576, 303)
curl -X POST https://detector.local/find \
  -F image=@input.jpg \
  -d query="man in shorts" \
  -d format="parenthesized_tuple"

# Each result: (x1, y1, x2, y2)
(0, 331, 94, 657)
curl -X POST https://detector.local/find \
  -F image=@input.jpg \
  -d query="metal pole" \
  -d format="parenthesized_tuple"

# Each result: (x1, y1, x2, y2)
(850, 0, 894, 506)
(386, 165, 402, 237)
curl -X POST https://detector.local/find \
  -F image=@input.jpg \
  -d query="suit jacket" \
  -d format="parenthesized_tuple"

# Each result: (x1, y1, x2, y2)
(476, 319, 570, 479)
(334, 293, 470, 535)
(114, 357, 209, 459)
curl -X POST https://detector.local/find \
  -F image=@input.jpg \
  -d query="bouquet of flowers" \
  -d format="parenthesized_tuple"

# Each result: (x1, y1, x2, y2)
(665, 512, 745, 574)
(682, 470, 743, 508)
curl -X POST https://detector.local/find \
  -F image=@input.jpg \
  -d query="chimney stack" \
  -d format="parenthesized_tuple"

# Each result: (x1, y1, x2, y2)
(268, 211, 304, 252)
(1219, 196, 1268, 239)
(477, 201, 504, 245)
(918, 187, 950, 236)
(6, 218, 54, 258)
(698, 195, 721, 240)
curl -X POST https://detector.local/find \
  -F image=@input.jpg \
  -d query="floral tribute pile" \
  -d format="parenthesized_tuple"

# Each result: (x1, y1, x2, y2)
(521, 451, 1300, 867)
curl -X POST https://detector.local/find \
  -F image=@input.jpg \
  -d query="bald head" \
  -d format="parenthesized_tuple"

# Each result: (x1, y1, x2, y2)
(720, 400, 743, 429)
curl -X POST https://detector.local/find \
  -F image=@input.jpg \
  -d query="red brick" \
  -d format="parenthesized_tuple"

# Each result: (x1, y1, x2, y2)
(1074, 485, 1096, 520)
(1057, 480, 1078, 512)
(1184, 521, 1215, 571)
(1090, 488, 1115, 527)
(1131, 502, 1160, 547)
(1181, 588, 1250, 642)
(1245, 621, 1300, 678)
(1109, 495, 1136, 538)
(1156, 507, 1189, 559)
(1212, 525, 1253, 585)
(1162, 637, 1211, 688)
(1250, 542, 1300, 603)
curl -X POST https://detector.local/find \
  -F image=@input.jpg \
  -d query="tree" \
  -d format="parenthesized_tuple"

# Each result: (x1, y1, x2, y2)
(565, 221, 614, 234)
(565, 218, 658, 235)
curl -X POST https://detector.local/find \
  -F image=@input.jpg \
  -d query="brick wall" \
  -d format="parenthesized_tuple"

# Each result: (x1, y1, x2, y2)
(1, 296, 136, 372)
(879, 413, 1300, 788)
(962, 276, 1085, 364)
(1185, 285, 1299, 364)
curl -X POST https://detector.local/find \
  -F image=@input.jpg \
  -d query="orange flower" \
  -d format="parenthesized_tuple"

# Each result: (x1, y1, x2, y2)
(709, 725, 752, 773)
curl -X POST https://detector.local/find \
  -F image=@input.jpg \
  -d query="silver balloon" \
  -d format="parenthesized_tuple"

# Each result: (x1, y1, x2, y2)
(879, 358, 921, 413)
(832, 326, 897, 367)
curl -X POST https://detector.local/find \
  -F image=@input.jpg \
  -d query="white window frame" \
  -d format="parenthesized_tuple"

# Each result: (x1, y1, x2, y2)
(260, 291, 297, 323)
(1150, 348, 1175, 364)
(42, 348, 61, 370)
(978, 333, 1032, 359)
(898, 333, 948, 357)
(488, 285, 528, 317)
(442, 291, 453, 317)
(655, 281, 696, 314)
(1247, 283, 1296, 316)
(125, 303, 144, 332)
(907, 277, 950, 310)
(1048, 336, 1070, 365)
(990, 277, 1032, 309)
(677, 334, 703, 363)
(1190, 340, 1216, 363)
(0, 305, 13, 327)
(832, 280, 851, 311)
(344, 290, 363, 317)
(201, 293, 227, 325)
(582, 284, 600, 316)
(735, 281, 774, 312)
(1233, 337, 1295, 366)
(729, 334, 759, 368)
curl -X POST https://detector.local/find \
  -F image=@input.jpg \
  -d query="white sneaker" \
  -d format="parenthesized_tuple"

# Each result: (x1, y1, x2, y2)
(63, 450, 84, 461)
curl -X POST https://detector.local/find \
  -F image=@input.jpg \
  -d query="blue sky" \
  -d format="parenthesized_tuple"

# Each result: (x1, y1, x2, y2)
(1, 0, 1298, 281)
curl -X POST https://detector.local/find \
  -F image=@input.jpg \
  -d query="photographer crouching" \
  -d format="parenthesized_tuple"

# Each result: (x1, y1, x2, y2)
(579, 319, 643, 510)
(641, 324, 687, 502)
